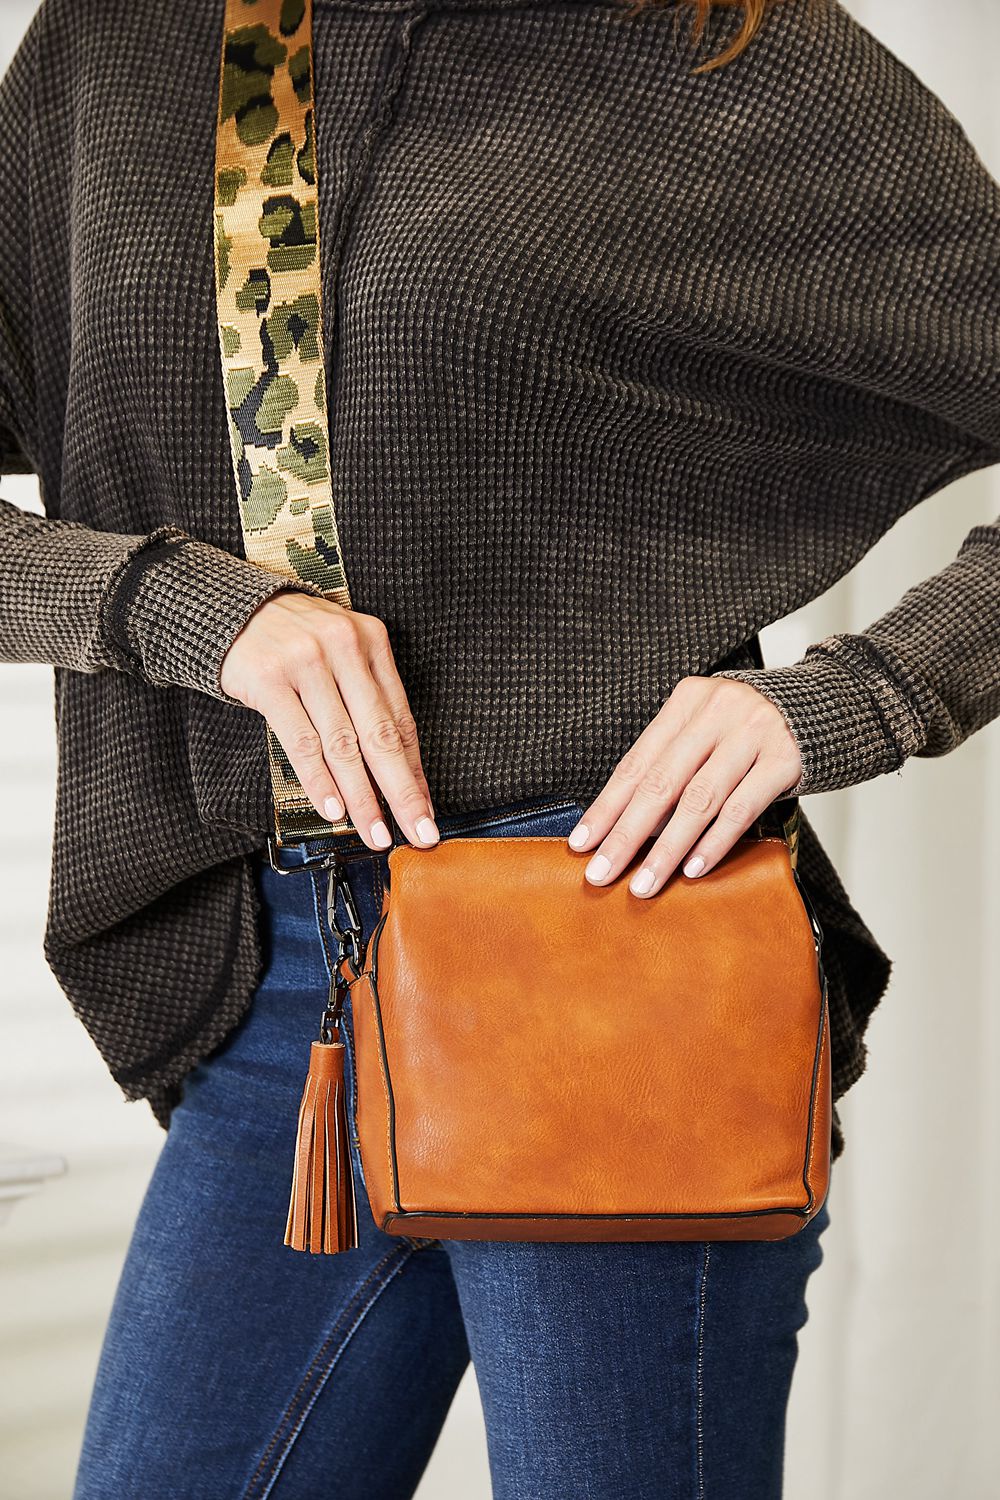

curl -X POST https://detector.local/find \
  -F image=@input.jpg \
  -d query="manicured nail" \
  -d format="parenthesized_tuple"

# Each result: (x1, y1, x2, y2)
(324, 795, 345, 822)
(684, 855, 705, 878)
(568, 822, 590, 850)
(630, 867, 655, 896)
(586, 853, 611, 883)
(371, 820, 392, 849)
(415, 816, 439, 845)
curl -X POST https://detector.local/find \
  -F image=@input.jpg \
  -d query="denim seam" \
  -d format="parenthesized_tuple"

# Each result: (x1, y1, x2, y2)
(243, 1244, 416, 1499)
(695, 1242, 711, 1500)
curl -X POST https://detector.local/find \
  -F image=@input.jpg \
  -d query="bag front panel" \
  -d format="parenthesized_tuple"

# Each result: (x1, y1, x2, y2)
(352, 835, 830, 1240)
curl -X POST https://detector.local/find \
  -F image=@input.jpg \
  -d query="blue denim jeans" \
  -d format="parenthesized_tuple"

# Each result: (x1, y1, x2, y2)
(74, 796, 829, 1500)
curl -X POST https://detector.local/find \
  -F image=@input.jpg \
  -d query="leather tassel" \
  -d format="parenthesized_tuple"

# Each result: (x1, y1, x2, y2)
(284, 1038, 359, 1254)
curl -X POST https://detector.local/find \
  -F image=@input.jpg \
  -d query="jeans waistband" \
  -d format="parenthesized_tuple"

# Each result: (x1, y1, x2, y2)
(261, 790, 586, 872)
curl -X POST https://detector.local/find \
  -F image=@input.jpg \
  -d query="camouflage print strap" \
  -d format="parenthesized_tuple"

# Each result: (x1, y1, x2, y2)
(214, 0, 354, 845)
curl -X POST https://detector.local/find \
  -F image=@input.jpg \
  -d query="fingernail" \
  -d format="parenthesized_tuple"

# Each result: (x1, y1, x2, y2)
(586, 853, 611, 883)
(568, 822, 590, 850)
(630, 867, 655, 896)
(371, 820, 392, 849)
(684, 855, 705, 878)
(415, 816, 439, 845)
(324, 795, 344, 822)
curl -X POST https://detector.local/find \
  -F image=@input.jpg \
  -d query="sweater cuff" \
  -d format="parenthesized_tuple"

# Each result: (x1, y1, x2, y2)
(99, 526, 325, 702)
(712, 634, 929, 795)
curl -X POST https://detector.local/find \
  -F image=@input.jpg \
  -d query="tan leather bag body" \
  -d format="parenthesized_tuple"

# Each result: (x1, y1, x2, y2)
(348, 825, 831, 1245)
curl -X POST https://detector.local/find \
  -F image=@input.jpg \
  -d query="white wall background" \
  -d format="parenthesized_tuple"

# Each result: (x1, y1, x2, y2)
(0, 2, 997, 1496)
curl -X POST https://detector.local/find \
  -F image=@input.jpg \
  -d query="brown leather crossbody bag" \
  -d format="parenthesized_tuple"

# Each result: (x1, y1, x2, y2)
(342, 809, 830, 1249)
(278, 803, 830, 1253)
(213, 0, 831, 1256)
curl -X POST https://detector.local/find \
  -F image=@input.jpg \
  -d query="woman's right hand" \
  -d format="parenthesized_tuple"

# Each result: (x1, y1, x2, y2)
(219, 590, 438, 852)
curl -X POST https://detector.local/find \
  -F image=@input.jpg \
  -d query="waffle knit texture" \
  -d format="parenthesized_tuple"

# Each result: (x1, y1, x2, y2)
(0, 0, 997, 1153)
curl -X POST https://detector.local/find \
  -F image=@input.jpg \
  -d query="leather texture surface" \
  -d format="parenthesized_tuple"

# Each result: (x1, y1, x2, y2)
(351, 834, 830, 1242)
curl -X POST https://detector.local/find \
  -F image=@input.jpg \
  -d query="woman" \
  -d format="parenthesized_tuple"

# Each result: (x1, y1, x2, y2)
(0, 0, 996, 1493)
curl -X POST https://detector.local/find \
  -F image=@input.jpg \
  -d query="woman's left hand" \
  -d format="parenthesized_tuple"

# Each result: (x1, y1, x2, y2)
(568, 677, 803, 896)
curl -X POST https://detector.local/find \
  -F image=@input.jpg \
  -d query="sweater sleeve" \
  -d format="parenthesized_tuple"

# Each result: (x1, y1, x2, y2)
(712, 512, 1000, 796)
(0, 9, 323, 704)
(713, 65, 1000, 798)
(0, 499, 325, 701)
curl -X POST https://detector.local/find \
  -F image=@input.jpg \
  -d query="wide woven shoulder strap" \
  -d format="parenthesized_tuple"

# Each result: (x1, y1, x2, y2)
(214, 0, 353, 844)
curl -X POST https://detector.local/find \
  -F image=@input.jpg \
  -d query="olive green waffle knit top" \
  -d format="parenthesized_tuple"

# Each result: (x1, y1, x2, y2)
(0, 0, 997, 1148)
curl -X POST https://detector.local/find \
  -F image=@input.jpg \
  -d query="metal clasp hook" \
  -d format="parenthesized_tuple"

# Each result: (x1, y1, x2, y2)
(326, 862, 363, 979)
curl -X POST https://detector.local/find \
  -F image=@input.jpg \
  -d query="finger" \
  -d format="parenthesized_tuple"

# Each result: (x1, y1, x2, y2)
(324, 630, 438, 848)
(263, 686, 354, 832)
(297, 675, 392, 849)
(366, 628, 435, 818)
(568, 682, 706, 853)
(672, 762, 796, 881)
(579, 729, 719, 885)
(624, 742, 761, 897)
